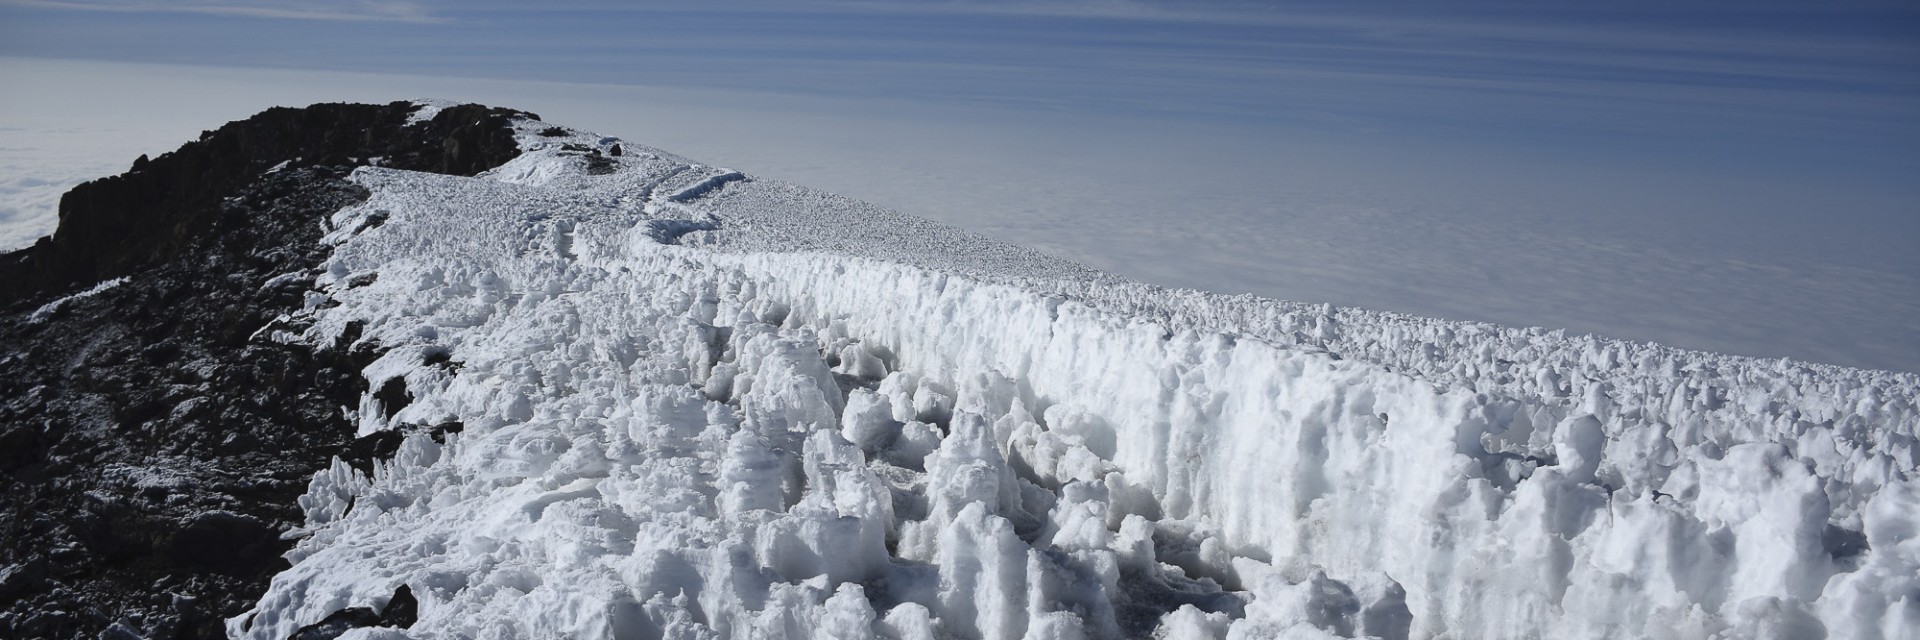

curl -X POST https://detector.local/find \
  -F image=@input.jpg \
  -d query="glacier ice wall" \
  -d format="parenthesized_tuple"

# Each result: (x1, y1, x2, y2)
(232, 112, 1919, 639)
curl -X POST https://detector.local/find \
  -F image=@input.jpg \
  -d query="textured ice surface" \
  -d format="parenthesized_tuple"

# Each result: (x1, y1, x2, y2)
(233, 107, 1920, 639)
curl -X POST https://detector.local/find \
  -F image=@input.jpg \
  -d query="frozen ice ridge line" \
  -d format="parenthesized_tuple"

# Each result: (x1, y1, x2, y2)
(235, 101, 1918, 639)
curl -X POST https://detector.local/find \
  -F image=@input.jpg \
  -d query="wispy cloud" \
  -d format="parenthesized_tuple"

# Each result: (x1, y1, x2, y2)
(1, 0, 443, 23)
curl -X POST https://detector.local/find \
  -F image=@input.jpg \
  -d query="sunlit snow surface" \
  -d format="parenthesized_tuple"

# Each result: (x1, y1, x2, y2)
(233, 110, 1920, 640)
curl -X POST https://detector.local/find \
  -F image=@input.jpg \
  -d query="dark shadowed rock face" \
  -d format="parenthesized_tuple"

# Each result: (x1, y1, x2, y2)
(0, 102, 533, 639)
(0, 101, 532, 303)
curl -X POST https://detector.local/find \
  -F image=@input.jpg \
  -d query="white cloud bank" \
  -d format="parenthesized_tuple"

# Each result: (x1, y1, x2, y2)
(0, 57, 1913, 373)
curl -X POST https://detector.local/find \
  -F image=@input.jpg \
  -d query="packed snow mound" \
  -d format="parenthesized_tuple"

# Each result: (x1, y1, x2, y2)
(233, 105, 1920, 639)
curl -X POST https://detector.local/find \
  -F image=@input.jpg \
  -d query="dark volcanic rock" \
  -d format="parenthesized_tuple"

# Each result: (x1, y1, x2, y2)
(0, 102, 533, 639)
(285, 585, 417, 640)
(0, 101, 533, 303)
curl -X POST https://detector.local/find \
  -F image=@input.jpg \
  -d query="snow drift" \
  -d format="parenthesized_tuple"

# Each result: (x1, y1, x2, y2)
(232, 102, 1919, 639)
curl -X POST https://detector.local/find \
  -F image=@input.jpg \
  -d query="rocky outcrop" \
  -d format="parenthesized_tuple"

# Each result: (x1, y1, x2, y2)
(0, 102, 533, 639)
(283, 585, 417, 640)
(0, 101, 532, 305)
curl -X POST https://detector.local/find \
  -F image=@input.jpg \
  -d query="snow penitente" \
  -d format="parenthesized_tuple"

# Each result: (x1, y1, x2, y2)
(5, 101, 1917, 640)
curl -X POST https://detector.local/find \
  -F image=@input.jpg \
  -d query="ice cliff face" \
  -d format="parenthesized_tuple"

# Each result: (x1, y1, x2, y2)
(222, 105, 1918, 640)
(2, 101, 1914, 640)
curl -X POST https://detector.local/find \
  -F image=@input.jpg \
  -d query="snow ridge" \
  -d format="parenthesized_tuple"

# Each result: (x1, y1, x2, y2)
(27, 276, 127, 323)
(232, 107, 1918, 640)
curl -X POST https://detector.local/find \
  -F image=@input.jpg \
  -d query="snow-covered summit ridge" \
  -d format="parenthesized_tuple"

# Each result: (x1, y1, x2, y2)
(236, 102, 1916, 639)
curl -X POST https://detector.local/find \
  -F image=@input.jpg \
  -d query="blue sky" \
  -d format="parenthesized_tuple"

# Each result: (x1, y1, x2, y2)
(5, 1, 1916, 165)
(2, 0, 1918, 370)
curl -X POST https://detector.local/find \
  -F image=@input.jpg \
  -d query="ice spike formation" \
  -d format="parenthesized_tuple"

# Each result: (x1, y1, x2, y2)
(4, 101, 1915, 640)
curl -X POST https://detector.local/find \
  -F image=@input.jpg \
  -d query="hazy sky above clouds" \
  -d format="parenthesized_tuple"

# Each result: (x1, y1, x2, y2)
(1, 1, 1917, 371)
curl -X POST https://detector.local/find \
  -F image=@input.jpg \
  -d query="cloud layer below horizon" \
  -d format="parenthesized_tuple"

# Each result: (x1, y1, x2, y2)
(1, 2, 1915, 371)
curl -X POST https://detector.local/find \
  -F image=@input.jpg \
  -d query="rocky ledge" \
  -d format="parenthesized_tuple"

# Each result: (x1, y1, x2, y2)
(0, 102, 535, 639)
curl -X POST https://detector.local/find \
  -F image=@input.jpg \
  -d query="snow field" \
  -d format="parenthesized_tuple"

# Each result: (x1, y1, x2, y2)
(232, 111, 1919, 639)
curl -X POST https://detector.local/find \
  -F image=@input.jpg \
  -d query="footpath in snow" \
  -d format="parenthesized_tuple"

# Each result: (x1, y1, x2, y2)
(233, 103, 1918, 640)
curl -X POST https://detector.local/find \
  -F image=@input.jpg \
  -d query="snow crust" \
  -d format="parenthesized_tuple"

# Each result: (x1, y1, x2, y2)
(28, 276, 127, 323)
(405, 98, 463, 125)
(232, 107, 1920, 639)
